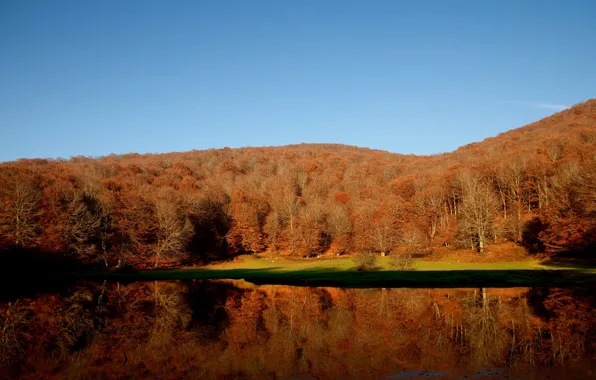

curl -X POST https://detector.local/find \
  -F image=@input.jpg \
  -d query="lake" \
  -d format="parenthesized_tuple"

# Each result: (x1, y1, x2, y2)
(1, 280, 595, 379)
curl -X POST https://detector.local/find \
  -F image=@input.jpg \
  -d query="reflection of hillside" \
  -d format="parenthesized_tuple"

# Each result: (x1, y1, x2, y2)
(1, 282, 595, 378)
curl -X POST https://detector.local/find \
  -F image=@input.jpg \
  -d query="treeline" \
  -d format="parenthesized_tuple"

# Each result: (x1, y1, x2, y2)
(0, 100, 595, 267)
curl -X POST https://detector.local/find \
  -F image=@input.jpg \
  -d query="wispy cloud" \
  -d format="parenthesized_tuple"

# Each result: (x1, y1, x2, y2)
(501, 101, 569, 111)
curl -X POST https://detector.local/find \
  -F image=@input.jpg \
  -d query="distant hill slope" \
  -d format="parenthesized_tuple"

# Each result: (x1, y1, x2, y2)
(451, 99, 596, 156)
(1, 100, 594, 267)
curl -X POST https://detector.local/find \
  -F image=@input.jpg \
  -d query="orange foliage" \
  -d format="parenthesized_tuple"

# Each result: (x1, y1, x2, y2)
(0, 100, 595, 265)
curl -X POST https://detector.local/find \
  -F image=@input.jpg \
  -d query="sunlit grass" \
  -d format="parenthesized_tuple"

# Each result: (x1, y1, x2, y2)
(206, 256, 357, 271)
(205, 255, 547, 272)
(75, 254, 596, 288)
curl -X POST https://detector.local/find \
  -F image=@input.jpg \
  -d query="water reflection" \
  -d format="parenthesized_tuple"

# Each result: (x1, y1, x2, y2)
(1, 281, 595, 379)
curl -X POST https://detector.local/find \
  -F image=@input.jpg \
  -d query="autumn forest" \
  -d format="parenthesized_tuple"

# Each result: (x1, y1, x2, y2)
(1, 100, 595, 268)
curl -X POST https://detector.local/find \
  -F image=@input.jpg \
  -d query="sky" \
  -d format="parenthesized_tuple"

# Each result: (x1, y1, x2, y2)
(1, 0, 595, 162)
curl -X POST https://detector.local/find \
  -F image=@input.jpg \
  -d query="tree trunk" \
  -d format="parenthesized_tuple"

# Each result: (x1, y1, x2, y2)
(154, 251, 160, 268)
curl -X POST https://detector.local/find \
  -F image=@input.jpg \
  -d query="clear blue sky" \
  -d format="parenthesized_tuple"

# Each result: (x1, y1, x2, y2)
(1, 0, 595, 162)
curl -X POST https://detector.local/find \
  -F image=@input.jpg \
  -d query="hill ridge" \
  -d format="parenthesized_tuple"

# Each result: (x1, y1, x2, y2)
(0, 98, 594, 267)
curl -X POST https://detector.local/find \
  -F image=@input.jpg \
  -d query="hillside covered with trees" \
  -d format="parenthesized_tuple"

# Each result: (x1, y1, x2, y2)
(1, 100, 595, 268)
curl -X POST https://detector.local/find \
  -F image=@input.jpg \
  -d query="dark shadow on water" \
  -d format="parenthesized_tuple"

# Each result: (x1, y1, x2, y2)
(0, 246, 88, 302)
(185, 280, 239, 340)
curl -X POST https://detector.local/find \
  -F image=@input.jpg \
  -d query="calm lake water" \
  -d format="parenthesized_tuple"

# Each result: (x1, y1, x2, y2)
(1, 280, 595, 379)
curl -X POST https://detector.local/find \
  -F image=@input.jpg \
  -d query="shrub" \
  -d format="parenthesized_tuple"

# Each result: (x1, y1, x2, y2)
(352, 251, 377, 271)
(390, 254, 414, 271)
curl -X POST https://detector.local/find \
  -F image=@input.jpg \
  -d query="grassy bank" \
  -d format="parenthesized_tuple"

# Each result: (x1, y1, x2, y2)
(68, 254, 596, 288)
(205, 254, 549, 271)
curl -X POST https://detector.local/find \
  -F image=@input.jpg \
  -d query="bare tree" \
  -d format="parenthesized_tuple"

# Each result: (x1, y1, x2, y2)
(66, 191, 106, 256)
(264, 211, 282, 251)
(268, 180, 302, 250)
(227, 188, 268, 253)
(572, 157, 596, 214)
(0, 169, 41, 246)
(457, 171, 498, 254)
(414, 183, 446, 240)
(296, 169, 309, 196)
(326, 203, 352, 247)
(399, 226, 426, 255)
(501, 158, 528, 241)
(149, 188, 193, 268)
(52, 173, 115, 265)
(295, 199, 327, 256)
(372, 214, 397, 255)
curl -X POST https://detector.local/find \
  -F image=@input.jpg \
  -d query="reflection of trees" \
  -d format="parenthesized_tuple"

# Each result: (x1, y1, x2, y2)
(419, 290, 460, 369)
(225, 288, 266, 353)
(543, 289, 595, 365)
(464, 288, 508, 368)
(505, 291, 543, 367)
(2, 283, 595, 378)
(327, 290, 353, 342)
(27, 289, 100, 359)
(150, 281, 191, 348)
(0, 301, 30, 365)
(0, 285, 108, 377)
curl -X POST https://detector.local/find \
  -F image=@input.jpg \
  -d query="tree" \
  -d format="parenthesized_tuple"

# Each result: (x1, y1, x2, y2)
(263, 211, 282, 251)
(371, 214, 397, 255)
(0, 168, 41, 247)
(185, 185, 232, 262)
(457, 171, 498, 254)
(65, 188, 111, 262)
(227, 188, 268, 254)
(268, 179, 302, 250)
(399, 225, 426, 255)
(501, 158, 528, 241)
(326, 203, 352, 253)
(294, 199, 328, 256)
(413, 181, 446, 241)
(149, 187, 193, 268)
